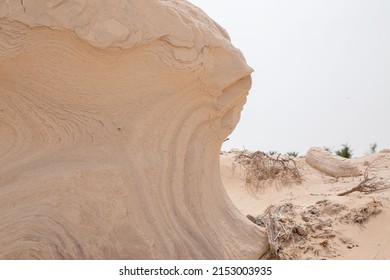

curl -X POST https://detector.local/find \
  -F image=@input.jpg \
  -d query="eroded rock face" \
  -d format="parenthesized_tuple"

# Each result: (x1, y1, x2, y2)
(0, 0, 267, 259)
(306, 147, 360, 178)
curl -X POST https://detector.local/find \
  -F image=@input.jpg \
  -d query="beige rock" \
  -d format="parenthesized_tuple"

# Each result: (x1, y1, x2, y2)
(305, 147, 360, 177)
(0, 0, 267, 259)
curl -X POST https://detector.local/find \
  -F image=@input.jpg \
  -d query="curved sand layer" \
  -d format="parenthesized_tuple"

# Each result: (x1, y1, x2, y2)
(0, 0, 267, 259)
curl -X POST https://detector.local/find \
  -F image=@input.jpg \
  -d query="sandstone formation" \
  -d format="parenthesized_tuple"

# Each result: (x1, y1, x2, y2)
(0, 0, 267, 259)
(305, 147, 360, 177)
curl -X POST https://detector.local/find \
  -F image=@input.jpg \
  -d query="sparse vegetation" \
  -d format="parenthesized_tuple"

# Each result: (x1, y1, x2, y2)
(338, 156, 390, 196)
(234, 151, 302, 189)
(369, 143, 377, 154)
(335, 143, 353, 159)
(286, 151, 299, 157)
(268, 151, 279, 156)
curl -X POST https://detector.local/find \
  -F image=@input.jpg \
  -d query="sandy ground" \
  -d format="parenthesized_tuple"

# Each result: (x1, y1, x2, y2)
(221, 150, 390, 259)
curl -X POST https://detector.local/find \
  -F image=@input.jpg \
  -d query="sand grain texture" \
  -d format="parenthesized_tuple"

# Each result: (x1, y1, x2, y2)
(0, 0, 267, 259)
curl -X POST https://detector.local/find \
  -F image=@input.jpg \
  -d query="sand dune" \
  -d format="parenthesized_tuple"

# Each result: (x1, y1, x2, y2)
(0, 0, 267, 259)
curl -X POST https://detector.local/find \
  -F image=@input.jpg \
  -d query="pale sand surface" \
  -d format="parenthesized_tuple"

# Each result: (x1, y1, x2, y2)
(221, 151, 390, 259)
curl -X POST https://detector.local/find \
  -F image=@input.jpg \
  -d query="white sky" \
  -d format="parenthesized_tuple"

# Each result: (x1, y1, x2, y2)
(189, 0, 390, 157)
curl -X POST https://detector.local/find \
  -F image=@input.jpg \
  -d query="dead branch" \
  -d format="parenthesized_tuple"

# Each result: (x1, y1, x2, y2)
(338, 156, 390, 196)
(234, 151, 302, 189)
(257, 204, 300, 259)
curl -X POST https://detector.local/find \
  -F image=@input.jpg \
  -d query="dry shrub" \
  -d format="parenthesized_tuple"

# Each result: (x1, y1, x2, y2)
(342, 200, 383, 224)
(234, 151, 302, 189)
(254, 203, 303, 260)
(338, 156, 390, 196)
(250, 199, 384, 260)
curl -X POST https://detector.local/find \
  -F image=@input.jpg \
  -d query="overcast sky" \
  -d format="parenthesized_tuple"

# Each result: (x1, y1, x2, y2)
(189, 0, 390, 157)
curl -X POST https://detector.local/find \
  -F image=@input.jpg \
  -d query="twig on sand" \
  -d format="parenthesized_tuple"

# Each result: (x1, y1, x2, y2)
(338, 157, 390, 196)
